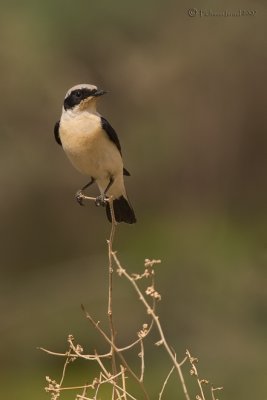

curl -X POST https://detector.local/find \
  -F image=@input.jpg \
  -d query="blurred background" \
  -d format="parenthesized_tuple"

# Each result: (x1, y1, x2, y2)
(0, 0, 266, 398)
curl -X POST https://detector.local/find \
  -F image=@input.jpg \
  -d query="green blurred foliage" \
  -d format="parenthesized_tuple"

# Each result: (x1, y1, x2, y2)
(0, 0, 266, 399)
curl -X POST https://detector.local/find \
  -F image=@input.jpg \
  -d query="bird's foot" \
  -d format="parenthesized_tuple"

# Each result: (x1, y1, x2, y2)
(95, 194, 108, 207)
(75, 190, 85, 206)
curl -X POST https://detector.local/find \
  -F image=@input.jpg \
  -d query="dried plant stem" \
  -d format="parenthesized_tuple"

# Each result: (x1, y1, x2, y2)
(91, 359, 122, 400)
(39, 346, 112, 360)
(139, 339, 145, 382)
(81, 306, 150, 400)
(186, 349, 207, 400)
(159, 364, 175, 400)
(75, 194, 119, 398)
(106, 198, 118, 398)
(59, 348, 72, 387)
(41, 192, 222, 400)
(113, 252, 191, 400)
(121, 366, 127, 400)
(211, 386, 223, 400)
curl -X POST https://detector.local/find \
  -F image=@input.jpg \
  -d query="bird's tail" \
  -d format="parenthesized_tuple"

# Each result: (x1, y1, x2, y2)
(106, 196, 136, 224)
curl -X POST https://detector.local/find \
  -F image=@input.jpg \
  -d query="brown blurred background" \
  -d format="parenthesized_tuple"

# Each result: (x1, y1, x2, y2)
(0, 0, 266, 398)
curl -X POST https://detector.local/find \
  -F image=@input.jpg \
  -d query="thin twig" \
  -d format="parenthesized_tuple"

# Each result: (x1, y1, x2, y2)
(179, 356, 188, 367)
(93, 378, 100, 400)
(39, 346, 112, 360)
(106, 197, 118, 398)
(78, 194, 119, 397)
(121, 365, 127, 400)
(58, 346, 72, 388)
(211, 386, 223, 400)
(186, 350, 207, 400)
(92, 354, 123, 400)
(113, 252, 191, 400)
(117, 316, 155, 352)
(159, 365, 175, 400)
(81, 306, 150, 400)
(139, 339, 145, 382)
(58, 371, 123, 391)
(79, 384, 89, 400)
(95, 370, 138, 400)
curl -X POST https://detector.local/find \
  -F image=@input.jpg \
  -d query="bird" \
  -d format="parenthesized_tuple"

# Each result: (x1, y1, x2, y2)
(54, 83, 136, 224)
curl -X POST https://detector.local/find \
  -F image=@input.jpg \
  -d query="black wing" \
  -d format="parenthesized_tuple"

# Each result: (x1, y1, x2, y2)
(101, 117, 131, 176)
(101, 117, 122, 155)
(54, 120, 62, 145)
(123, 168, 130, 176)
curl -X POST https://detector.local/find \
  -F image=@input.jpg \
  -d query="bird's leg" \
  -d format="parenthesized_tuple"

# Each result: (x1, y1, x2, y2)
(75, 178, 95, 206)
(95, 176, 114, 207)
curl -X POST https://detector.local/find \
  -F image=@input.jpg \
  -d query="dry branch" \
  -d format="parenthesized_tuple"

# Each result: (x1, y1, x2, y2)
(41, 194, 222, 400)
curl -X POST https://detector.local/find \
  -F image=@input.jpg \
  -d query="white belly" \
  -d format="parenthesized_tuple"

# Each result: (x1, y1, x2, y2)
(59, 113, 126, 198)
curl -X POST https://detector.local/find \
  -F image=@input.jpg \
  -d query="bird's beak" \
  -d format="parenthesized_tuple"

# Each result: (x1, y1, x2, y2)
(93, 89, 108, 97)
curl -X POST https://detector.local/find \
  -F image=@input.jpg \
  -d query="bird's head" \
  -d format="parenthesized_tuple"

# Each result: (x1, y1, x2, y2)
(63, 84, 107, 113)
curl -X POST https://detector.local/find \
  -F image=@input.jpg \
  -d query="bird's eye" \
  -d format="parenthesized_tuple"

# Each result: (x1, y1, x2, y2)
(75, 90, 82, 97)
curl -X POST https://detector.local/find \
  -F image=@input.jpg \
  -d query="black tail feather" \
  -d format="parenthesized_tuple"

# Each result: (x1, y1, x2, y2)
(106, 196, 136, 224)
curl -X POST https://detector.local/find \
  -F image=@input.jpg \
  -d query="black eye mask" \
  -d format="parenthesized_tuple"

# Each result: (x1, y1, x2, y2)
(64, 88, 97, 110)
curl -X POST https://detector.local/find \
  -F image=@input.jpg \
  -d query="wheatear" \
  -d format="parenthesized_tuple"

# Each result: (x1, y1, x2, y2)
(54, 84, 136, 224)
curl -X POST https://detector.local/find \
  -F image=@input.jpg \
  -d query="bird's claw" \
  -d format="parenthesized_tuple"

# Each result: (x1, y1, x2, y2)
(95, 195, 107, 207)
(75, 190, 85, 206)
